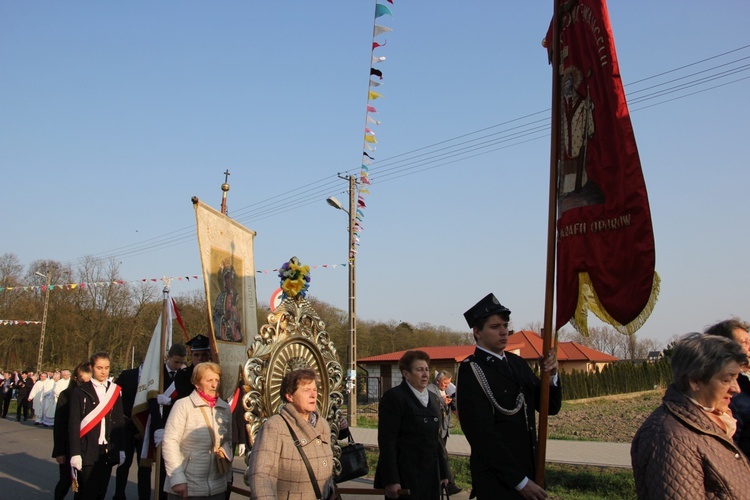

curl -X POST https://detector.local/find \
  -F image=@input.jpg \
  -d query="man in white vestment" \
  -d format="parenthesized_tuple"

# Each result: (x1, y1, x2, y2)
(28, 372, 48, 424)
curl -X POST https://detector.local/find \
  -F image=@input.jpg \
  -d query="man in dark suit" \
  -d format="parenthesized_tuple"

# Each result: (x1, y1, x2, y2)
(146, 343, 188, 500)
(457, 293, 562, 499)
(68, 352, 125, 500)
(113, 364, 152, 500)
(374, 350, 449, 499)
(15, 371, 32, 421)
(1, 371, 14, 417)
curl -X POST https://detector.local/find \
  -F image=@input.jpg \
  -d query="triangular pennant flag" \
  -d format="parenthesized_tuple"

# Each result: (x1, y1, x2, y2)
(364, 135, 377, 143)
(368, 90, 382, 100)
(361, 176, 371, 185)
(375, 4, 392, 18)
(363, 151, 375, 160)
(370, 68, 383, 79)
(367, 116, 381, 125)
(358, 199, 367, 208)
(369, 79, 382, 88)
(372, 56, 387, 65)
(373, 25, 393, 37)
(372, 40, 387, 50)
(367, 105, 378, 113)
(365, 127, 374, 134)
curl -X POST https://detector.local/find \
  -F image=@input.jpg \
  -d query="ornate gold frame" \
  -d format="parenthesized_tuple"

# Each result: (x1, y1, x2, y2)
(241, 295, 346, 482)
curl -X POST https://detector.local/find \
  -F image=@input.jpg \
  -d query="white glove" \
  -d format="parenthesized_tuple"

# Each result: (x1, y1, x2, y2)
(119, 451, 126, 465)
(154, 429, 165, 447)
(70, 455, 82, 470)
(156, 394, 172, 406)
(237, 444, 246, 457)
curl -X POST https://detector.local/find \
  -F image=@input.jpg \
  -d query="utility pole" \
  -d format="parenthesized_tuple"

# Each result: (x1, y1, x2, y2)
(326, 175, 359, 425)
(35, 267, 52, 373)
(346, 175, 358, 426)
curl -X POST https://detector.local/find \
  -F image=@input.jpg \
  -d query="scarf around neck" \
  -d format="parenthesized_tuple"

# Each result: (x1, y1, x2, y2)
(197, 389, 218, 408)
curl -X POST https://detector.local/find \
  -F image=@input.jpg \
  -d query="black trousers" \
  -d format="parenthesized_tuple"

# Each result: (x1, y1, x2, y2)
(55, 462, 72, 500)
(114, 421, 152, 500)
(1, 391, 11, 417)
(74, 447, 114, 500)
(16, 397, 29, 421)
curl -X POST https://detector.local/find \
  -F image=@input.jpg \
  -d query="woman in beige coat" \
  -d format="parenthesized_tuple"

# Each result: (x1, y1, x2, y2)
(247, 369, 334, 499)
(163, 362, 233, 500)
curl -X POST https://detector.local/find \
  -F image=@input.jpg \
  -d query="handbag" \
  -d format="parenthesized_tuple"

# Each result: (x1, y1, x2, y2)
(200, 406, 232, 476)
(333, 434, 369, 484)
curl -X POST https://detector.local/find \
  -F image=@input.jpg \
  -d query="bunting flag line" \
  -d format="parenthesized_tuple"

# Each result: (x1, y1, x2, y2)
(0, 264, 356, 294)
(546, 0, 659, 335)
(355, 0, 394, 252)
(0, 320, 42, 326)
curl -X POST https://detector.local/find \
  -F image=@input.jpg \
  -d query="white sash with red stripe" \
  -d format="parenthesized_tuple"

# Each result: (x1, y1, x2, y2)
(165, 380, 177, 400)
(80, 382, 122, 438)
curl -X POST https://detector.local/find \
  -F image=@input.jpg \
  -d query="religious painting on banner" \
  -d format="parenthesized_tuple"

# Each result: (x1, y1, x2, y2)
(193, 198, 259, 400)
(546, 0, 659, 335)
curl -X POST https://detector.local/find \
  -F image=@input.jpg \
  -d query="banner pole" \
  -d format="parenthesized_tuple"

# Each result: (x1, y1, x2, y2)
(154, 284, 170, 496)
(536, 0, 562, 485)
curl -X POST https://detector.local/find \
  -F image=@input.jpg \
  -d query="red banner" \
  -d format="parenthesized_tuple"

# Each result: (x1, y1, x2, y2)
(547, 0, 658, 335)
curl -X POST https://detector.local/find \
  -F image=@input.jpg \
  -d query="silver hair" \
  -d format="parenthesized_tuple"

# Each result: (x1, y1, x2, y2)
(672, 332, 748, 393)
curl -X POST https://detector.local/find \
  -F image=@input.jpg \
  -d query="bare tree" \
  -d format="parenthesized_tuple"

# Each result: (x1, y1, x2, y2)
(73, 257, 132, 358)
(523, 321, 543, 333)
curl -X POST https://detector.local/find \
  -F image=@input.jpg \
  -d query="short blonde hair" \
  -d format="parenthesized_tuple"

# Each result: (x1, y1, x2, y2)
(191, 361, 222, 386)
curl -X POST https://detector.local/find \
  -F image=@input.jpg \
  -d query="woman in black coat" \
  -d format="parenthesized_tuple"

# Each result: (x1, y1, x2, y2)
(52, 362, 91, 500)
(374, 350, 449, 500)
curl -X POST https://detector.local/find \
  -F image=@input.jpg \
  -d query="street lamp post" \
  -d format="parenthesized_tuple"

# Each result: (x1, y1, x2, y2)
(326, 175, 358, 426)
(35, 268, 52, 373)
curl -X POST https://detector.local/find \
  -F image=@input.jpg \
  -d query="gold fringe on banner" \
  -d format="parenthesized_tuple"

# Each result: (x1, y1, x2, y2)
(570, 271, 661, 336)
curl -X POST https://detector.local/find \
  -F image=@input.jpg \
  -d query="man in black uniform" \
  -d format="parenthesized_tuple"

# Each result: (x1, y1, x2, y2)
(145, 343, 188, 500)
(113, 364, 153, 500)
(457, 293, 562, 499)
(173, 334, 211, 400)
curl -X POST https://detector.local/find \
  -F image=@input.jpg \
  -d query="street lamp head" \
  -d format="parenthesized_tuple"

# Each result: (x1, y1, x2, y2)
(326, 196, 346, 212)
(35, 271, 47, 279)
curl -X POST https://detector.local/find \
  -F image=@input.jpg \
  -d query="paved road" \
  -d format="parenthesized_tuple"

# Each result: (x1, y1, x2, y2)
(0, 415, 630, 499)
(350, 428, 633, 469)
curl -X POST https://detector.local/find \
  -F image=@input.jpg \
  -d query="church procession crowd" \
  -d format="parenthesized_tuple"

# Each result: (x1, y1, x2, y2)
(1, 368, 72, 425)
(4, 294, 750, 499)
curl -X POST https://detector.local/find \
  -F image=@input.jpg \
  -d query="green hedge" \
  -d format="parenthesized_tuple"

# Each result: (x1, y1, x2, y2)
(561, 360, 672, 400)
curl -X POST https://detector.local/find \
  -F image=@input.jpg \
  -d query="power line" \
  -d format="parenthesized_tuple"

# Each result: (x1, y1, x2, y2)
(70, 44, 750, 266)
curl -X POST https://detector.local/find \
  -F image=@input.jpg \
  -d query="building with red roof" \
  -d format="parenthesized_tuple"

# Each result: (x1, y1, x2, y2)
(357, 330, 618, 401)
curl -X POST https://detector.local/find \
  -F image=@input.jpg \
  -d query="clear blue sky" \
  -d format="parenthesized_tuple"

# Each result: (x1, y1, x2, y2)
(2, 1, 748, 346)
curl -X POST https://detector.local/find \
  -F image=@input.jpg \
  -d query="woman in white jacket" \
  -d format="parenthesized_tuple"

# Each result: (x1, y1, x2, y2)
(162, 362, 233, 500)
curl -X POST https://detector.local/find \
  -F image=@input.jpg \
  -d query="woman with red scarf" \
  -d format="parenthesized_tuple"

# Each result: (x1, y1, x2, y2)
(162, 362, 233, 500)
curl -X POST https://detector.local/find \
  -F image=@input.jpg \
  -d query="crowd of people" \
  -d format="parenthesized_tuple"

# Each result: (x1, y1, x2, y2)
(1, 368, 72, 425)
(1, 333, 243, 500)
(3, 295, 750, 499)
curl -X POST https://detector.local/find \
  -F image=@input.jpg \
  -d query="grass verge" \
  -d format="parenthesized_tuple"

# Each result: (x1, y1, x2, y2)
(365, 450, 635, 499)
